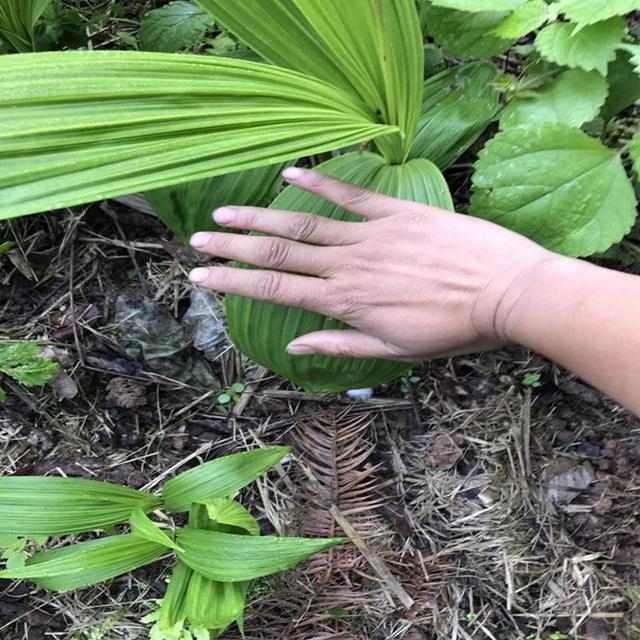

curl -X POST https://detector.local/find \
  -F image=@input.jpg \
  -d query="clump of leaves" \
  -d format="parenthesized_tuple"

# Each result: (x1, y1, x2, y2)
(0, 447, 345, 638)
(0, 0, 54, 52)
(0, 341, 59, 402)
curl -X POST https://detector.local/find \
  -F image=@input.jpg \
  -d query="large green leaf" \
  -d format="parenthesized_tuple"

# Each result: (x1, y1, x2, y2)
(0, 476, 161, 536)
(493, 0, 550, 38)
(556, 0, 640, 27)
(0, 51, 397, 220)
(534, 18, 626, 75)
(601, 51, 640, 120)
(500, 69, 609, 129)
(176, 528, 345, 582)
(139, 1, 214, 52)
(226, 151, 453, 394)
(196, 0, 423, 162)
(470, 124, 637, 257)
(145, 164, 284, 244)
(410, 62, 501, 169)
(427, 0, 526, 10)
(203, 499, 260, 536)
(185, 571, 247, 630)
(421, 5, 514, 58)
(130, 507, 182, 551)
(0, 534, 166, 592)
(0, 0, 53, 51)
(162, 446, 290, 513)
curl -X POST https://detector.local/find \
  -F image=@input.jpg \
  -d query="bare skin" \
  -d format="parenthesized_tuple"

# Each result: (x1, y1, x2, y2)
(189, 167, 640, 416)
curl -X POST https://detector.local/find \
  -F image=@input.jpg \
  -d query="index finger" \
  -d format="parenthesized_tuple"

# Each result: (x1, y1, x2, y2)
(281, 167, 398, 220)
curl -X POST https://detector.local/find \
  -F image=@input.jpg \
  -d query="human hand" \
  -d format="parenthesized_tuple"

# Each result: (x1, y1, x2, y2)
(188, 167, 559, 361)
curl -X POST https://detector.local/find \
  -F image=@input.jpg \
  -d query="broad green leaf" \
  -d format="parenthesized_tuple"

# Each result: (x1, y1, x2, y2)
(470, 124, 637, 257)
(0, 51, 397, 220)
(500, 69, 609, 129)
(203, 499, 260, 536)
(176, 528, 345, 582)
(0, 534, 166, 592)
(493, 0, 550, 38)
(226, 151, 453, 394)
(410, 62, 501, 169)
(427, 0, 526, 10)
(0, 0, 53, 51)
(556, 0, 640, 27)
(145, 164, 284, 244)
(627, 132, 640, 179)
(139, 1, 214, 52)
(421, 6, 514, 58)
(196, 0, 423, 162)
(185, 571, 247, 630)
(535, 18, 626, 75)
(130, 507, 182, 551)
(0, 534, 19, 548)
(0, 476, 161, 536)
(154, 562, 191, 633)
(601, 50, 640, 120)
(0, 342, 59, 387)
(162, 446, 290, 513)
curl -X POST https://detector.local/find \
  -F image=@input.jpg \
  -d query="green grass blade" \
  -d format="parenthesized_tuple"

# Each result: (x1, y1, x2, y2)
(0, 534, 166, 592)
(196, 0, 423, 161)
(0, 51, 397, 220)
(162, 447, 291, 513)
(176, 528, 345, 582)
(0, 476, 161, 536)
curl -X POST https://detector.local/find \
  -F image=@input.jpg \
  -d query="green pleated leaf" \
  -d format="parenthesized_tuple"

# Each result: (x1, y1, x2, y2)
(163, 446, 290, 513)
(139, 1, 214, 52)
(500, 69, 609, 129)
(130, 507, 182, 551)
(421, 5, 514, 58)
(410, 62, 501, 169)
(493, 0, 550, 38)
(196, 0, 423, 162)
(0, 534, 166, 592)
(534, 18, 626, 75)
(203, 499, 260, 536)
(427, 0, 526, 10)
(0, 51, 397, 220)
(185, 571, 248, 630)
(0, 476, 161, 536)
(226, 151, 453, 394)
(0, 0, 53, 51)
(470, 124, 637, 257)
(556, 0, 640, 28)
(145, 164, 284, 244)
(154, 561, 191, 632)
(628, 132, 640, 179)
(176, 528, 345, 582)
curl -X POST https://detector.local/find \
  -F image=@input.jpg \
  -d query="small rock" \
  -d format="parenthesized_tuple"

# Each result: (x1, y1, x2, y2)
(49, 370, 79, 400)
(346, 388, 374, 401)
(582, 618, 613, 640)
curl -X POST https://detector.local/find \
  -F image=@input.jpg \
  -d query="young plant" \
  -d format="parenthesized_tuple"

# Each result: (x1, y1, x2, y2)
(1, 0, 638, 393)
(0, 0, 54, 51)
(0, 447, 345, 638)
(0, 341, 60, 401)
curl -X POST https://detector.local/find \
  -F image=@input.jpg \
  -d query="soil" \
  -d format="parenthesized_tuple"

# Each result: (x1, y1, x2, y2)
(2, 200, 640, 640)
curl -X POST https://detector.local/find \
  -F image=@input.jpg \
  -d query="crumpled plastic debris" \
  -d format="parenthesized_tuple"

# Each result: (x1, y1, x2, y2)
(181, 288, 228, 361)
(114, 296, 216, 387)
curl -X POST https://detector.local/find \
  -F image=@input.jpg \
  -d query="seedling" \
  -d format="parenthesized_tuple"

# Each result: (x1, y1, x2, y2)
(522, 372, 542, 388)
(0, 341, 60, 402)
(216, 382, 245, 413)
(0, 447, 345, 638)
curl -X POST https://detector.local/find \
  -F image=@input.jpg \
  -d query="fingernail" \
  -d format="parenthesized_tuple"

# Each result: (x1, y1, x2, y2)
(189, 268, 209, 283)
(213, 207, 235, 224)
(286, 342, 315, 355)
(190, 232, 209, 248)
(282, 166, 305, 181)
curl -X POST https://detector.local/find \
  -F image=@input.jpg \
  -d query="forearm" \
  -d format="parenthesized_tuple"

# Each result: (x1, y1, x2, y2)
(505, 257, 640, 415)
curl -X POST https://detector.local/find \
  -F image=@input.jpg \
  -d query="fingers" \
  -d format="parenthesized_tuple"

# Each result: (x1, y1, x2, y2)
(190, 231, 333, 276)
(282, 167, 398, 220)
(286, 329, 413, 361)
(212, 206, 361, 246)
(188, 266, 333, 315)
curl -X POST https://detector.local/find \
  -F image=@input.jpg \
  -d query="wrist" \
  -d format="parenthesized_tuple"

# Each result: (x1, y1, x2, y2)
(500, 255, 594, 347)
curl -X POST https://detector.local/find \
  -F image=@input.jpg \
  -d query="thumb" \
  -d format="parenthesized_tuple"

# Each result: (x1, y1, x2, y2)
(286, 329, 409, 360)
